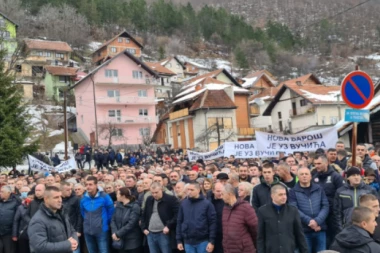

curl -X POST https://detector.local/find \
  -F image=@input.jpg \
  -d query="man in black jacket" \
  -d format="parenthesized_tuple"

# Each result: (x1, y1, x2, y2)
(61, 182, 82, 253)
(141, 182, 179, 253)
(257, 184, 308, 253)
(28, 186, 78, 253)
(25, 184, 45, 223)
(207, 182, 225, 253)
(331, 206, 380, 253)
(0, 185, 21, 253)
(312, 154, 344, 246)
(251, 162, 288, 211)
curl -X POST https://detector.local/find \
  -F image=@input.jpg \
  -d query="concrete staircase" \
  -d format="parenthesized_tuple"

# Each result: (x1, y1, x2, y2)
(70, 131, 89, 146)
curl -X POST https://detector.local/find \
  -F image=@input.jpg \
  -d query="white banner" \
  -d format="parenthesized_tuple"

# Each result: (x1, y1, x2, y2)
(28, 155, 76, 174)
(255, 127, 338, 153)
(54, 157, 76, 174)
(224, 141, 281, 158)
(187, 144, 225, 162)
(28, 155, 54, 172)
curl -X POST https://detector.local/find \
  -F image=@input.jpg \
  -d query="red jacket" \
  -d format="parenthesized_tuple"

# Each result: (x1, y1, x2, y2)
(222, 200, 258, 253)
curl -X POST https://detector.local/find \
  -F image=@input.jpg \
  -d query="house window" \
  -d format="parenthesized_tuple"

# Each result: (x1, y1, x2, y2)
(112, 129, 123, 136)
(300, 99, 307, 107)
(2, 31, 10, 38)
(15, 65, 21, 73)
(126, 38, 130, 43)
(108, 110, 121, 121)
(207, 117, 233, 129)
(105, 69, 118, 77)
(44, 51, 51, 57)
(278, 112, 282, 119)
(279, 121, 283, 132)
(126, 48, 136, 54)
(118, 37, 123, 43)
(139, 128, 149, 136)
(0, 18, 4, 27)
(56, 53, 64, 58)
(37, 51, 44, 56)
(177, 123, 180, 136)
(177, 63, 180, 69)
(111, 47, 117, 53)
(59, 76, 70, 83)
(330, 116, 338, 124)
(139, 109, 148, 116)
(107, 90, 120, 98)
(132, 70, 143, 79)
(167, 63, 172, 68)
(81, 115, 84, 124)
(138, 90, 147, 97)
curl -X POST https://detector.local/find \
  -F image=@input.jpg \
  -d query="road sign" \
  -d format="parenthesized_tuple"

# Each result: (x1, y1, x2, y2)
(344, 109, 370, 122)
(341, 71, 374, 109)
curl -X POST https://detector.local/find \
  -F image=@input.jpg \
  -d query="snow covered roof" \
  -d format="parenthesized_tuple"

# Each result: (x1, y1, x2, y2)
(299, 89, 341, 102)
(186, 61, 208, 69)
(176, 83, 249, 98)
(242, 77, 258, 88)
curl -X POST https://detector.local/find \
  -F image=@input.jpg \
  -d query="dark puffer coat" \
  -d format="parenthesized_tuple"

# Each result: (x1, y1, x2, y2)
(222, 200, 258, 253)
(0, 194, 21, 236)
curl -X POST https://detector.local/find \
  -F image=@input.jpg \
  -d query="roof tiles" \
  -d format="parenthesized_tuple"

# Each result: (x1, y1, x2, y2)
(25, 39, 72, 52)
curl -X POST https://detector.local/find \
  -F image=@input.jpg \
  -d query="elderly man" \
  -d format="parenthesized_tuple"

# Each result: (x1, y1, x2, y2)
(0, 185, 21, 253)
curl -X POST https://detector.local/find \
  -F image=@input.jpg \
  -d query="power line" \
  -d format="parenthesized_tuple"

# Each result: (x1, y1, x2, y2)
(300, 0, 371, 30)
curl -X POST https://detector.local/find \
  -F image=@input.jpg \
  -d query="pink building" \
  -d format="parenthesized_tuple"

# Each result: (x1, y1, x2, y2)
(73, 51, 159, 146)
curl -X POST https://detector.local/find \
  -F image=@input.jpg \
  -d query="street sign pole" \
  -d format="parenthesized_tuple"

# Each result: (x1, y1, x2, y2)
(351, 122, 357, 167)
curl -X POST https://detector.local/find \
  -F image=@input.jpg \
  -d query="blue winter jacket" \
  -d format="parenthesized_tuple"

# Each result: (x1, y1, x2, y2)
(289, 182, 330, 233)
(80, 190, 115, 235)
(130, 157, 136, 166)
(176, 194, 217, 245)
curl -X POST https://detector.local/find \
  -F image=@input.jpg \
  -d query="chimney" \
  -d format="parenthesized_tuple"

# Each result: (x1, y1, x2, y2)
(296, 81, 302, 86)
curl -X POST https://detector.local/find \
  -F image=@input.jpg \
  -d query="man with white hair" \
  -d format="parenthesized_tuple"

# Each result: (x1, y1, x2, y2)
(0, 185, 21, 252)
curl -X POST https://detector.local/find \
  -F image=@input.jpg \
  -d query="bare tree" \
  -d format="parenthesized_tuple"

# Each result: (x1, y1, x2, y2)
(196, 122, 236, 150)
(141, 127, 153, 147)
(98, 122, 125, 147)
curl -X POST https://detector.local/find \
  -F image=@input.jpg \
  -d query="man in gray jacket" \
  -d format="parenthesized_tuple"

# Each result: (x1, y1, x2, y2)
(28, 186, 78, 253)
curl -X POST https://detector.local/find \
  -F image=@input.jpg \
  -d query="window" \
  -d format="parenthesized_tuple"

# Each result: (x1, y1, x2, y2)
(278, 111, 282, 119)
(112, 129, 123, 137)
(177, 63, 180, 69)
(56, 53, 64, 58)
(107, 90, 120, 99)
(108, 110, 121, 121)
(0, 18, 4, 27)
(330, 116, 338, 124)
(133, 71, 143, 79)
(126, 48, 136, 54)
(170, 127, 172, 137)
(111, 47, 117, 53)
(300, 99, 307, 107)
(37, 51, 44, 56)
(126, 38, 130, 43)
(118, 37, 123, 43)
(207, 117, 233, 129)
(15, 65, 21, 73)
(81, 115, 84, 124)
(2, 31, 9, 38)
(105, 69, 118, 77)
(167, 63, 172, 68)
(177, 123, 181, 136)
(44, 51, 51, 57)
(321, 116, 325, 125)
(139, 128, 149, 136)
(59, 76, 70, 83)
(139, 109, 148, 116)
(138, 90, 147, 97)
(279, 121, 283, 132)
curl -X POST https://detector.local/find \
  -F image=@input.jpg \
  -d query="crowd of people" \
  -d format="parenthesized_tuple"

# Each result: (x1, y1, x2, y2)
(1, 141, 380, 253)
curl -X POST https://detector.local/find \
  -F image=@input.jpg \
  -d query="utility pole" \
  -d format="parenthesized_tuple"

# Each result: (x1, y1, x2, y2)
(90, 75, 99, 148)
(336, 94, 342, 120)
(63, 89, 68, 160)
(216, 121, 221, 146)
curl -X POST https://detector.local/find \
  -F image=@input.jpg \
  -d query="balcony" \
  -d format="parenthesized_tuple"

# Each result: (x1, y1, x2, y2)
(96, 96, 157, 105)
(169, 108, 189, 120)
(100, 116, 158, 125)
(96, 78, 161, 86)
(238, 128, 256, 136)
(289, 106, 315, 117)
(156, 93, 169, 99)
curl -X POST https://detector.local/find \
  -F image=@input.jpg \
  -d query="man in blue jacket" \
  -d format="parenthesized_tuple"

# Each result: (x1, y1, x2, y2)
(289, 167, 329, 253)
(80, 176, 114, 253)
(176, 182, 217, 253)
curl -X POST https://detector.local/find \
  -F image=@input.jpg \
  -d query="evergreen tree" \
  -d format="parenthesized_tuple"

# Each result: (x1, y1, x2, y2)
(234, 47, 249, 71)
(158, 46, 166, 60)
(0, 51, 38, 168)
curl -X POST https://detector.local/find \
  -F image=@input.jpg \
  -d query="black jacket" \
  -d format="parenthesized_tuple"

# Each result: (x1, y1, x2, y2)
(333, 182, 377, 232)
(111, 201, 142, 250)
(330, 225, 380, 253)
(25, 197, 44, 223)
(0, 194, 21, 236)
(257, 204, 308, 253)
(312, 166, 345, 211)
(141, 193, 179, 231)
(62, 192, 83, 233)
(28, 204, 78, 253)
(251, 175, 288, 211)
(12, 203, 28, 237)
(363, 155, 377, 171)
(206, 191, 224, 237)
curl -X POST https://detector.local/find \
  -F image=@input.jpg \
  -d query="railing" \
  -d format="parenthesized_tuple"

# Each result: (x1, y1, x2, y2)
(102, 116, 158, 124)
(289, 106, 315, 117)
(169, 108, 189, 120)
(97, 96, 156, 105)
(145, 78, 160, 85)
(238, 128, 256, 136)
(156, 93, 169, 99)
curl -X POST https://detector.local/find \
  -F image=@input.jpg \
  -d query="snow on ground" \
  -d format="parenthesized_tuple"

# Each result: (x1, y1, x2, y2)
(49, 129, 64, 137)
(88, 41, 102, 52)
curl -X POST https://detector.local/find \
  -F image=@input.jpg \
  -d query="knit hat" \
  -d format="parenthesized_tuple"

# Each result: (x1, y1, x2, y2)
(346, 167, 361, 178)
(217, 173, 229, 180)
